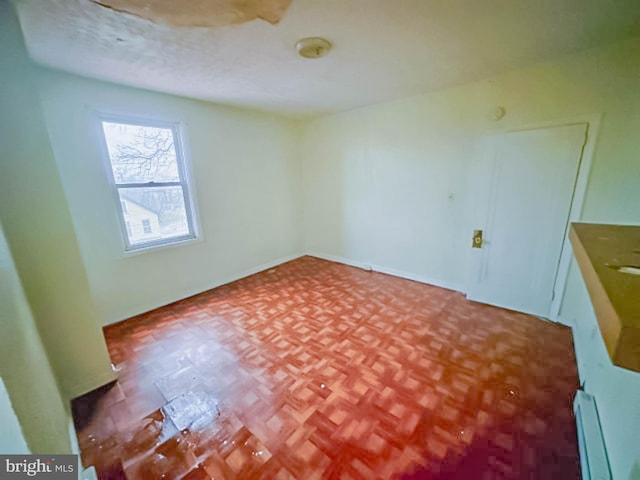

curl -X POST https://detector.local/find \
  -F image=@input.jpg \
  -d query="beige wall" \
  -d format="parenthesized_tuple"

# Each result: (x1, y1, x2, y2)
(300, 37, 640, 479)
(35, 69, 302, 326)
(0, 222, 71, 454)
(0, 3, 115, 399)
(3, 0, 639, 473)
(301, 36, 640, 286)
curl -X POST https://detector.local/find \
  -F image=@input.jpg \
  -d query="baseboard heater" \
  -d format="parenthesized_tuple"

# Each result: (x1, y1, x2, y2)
(573, 390, 612, 480)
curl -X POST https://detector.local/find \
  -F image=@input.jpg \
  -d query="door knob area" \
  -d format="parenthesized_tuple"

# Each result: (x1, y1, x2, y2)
(472, 230, 483, 248)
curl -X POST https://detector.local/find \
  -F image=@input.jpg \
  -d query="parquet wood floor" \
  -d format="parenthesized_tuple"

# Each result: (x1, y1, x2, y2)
(73, 256, 580, 479)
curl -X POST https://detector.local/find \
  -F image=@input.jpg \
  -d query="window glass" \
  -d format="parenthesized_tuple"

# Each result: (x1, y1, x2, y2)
(100, 118, 197, 250)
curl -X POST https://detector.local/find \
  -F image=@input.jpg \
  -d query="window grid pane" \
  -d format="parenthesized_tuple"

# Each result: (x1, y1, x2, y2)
(117, 186, 192, 246)
(102, 122, 181, 184)
(101, 118, 196, 251)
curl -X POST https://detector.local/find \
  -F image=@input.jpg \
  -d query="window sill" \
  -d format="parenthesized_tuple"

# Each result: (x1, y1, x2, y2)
(121, 233, 202, 257)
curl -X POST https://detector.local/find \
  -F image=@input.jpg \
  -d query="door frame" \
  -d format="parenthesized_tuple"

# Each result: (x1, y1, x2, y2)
(467, 114, 601, 324)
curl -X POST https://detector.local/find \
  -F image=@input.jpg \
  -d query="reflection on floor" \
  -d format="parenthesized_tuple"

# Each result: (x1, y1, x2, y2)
(72, 256, 580, 479)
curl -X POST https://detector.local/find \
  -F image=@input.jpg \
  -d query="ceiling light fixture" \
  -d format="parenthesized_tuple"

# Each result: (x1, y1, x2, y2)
(492, 106, 506, 121)
(296, 37, 332, 59)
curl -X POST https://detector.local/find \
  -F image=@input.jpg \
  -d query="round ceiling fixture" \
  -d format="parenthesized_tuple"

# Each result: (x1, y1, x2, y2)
(492, 106, 506, 121)
(296, 37, 332, 59)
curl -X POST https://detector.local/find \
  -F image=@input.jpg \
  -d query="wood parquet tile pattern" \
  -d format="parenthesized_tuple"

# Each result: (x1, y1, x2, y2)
(73, 256, 580, 480)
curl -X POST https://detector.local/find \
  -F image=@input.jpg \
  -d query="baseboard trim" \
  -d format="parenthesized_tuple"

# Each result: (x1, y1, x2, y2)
(207, 252, 305, 293)
(567, 322, 587, 388)
(63, 369, 118, 400)
(103, 252, 306, 327)
(306, 251, 464, 293)
(554, 314, 573, 327)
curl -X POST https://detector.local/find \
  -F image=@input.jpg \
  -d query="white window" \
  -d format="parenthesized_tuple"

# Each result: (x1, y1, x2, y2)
(100, 117, 197, 251)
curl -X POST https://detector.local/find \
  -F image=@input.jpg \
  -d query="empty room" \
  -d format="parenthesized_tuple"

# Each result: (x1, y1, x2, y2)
(1, 0, 639, 479)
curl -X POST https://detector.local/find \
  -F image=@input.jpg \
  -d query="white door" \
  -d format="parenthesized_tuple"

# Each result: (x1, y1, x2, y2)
(467, 123, 588, 317)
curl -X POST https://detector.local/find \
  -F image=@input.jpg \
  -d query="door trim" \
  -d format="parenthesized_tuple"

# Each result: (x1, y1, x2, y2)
(544, 115, 601, 322)
(467, 114, 602, 324)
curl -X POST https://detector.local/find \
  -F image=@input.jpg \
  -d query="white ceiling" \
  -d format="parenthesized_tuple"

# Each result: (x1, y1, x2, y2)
(14, 0, 640, 117)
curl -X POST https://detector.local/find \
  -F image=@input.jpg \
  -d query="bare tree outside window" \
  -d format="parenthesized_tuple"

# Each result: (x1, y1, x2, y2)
(101, 119, 197, 250)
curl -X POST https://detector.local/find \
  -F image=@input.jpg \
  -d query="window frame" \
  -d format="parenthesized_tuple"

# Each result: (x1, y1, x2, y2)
(97, 114, 199, 252)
